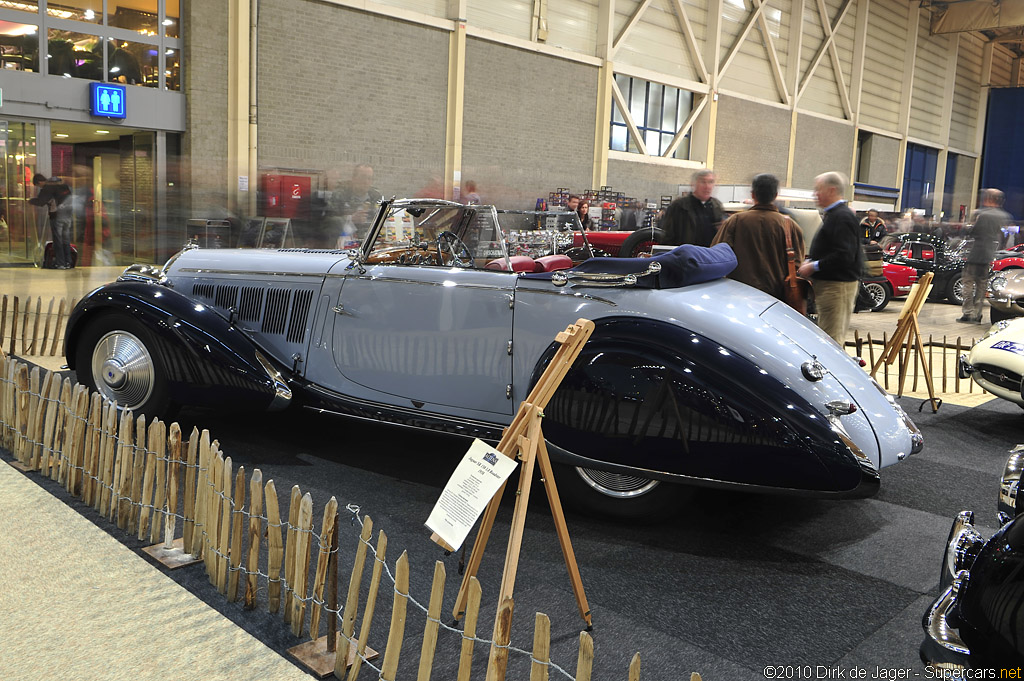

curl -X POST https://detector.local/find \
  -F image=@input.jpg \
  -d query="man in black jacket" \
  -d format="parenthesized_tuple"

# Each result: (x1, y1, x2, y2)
(658, 169, 724, 247)
(798, 172, 863, 344)
(29, 173, 73, 269)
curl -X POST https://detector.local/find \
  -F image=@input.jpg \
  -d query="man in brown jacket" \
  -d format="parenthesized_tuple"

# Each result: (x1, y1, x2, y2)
(712, 173, 804, 301)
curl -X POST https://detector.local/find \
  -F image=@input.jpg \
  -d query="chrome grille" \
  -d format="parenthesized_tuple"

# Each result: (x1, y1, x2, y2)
(976, 363, 1023, 392)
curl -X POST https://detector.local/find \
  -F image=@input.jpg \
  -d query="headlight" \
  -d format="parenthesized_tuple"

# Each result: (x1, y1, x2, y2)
(990, 274, 1008, 294)
(982, 320, 1013, 341)
(999, 447, 1024, 526)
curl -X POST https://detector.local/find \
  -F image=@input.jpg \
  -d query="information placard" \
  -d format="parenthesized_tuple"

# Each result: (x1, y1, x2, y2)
(425, 439, 518, 551)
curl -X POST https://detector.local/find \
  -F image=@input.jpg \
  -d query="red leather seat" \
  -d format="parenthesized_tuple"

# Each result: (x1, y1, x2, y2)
(485, 256, 540, 272)
(534, 254, 572, 272)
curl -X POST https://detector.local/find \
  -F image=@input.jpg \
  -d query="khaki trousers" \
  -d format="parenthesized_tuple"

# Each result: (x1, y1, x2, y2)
(814, 279, 859, 345)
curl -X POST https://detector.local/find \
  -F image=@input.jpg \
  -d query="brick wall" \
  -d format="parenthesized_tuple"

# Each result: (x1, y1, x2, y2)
(953, 155, 977, 219)
(713, 95, 790, 186)
(792, 113, 855, 190)
(258, 1, 448, 198)
(183, 0, 229, 217)
(461, 38, 597, 208)
(605, 159, 692, 204)
(859, 134, 900, 188)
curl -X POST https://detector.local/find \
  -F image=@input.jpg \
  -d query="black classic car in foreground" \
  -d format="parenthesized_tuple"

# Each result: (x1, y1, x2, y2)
(922, 447, 1024, 668)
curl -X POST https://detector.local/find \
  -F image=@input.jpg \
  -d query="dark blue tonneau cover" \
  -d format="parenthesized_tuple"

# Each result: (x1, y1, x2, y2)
(522, 242, 737, 289)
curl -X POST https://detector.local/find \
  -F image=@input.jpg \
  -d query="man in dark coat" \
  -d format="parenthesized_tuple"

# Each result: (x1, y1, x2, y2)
(658, 169, 724, 247)
(711, 173, 804, 302)
(960, 188, 1011, 323)
(798, 172, 863, 344)
(860, 209, 887, 244)
(29, 173, 73, 269)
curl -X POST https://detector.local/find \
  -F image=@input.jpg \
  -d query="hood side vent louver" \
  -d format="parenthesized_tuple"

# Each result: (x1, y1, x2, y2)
(215, 285, 239, 309)
(193, 283, 215, 300)
(239, 286, 265, 323)
(287, 289, 314, 344)
(262, 289, 291, 335)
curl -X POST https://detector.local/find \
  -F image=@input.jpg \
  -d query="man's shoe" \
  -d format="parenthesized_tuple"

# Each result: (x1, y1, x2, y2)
(957, 315, 977, 323)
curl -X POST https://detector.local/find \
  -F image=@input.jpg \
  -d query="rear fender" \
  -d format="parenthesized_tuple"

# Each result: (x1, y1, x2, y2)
(66, 281, 290, 411)
(532, 317, 878, 497)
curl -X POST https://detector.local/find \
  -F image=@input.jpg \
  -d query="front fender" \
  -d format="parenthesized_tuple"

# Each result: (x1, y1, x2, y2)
(533, 317, 879, 497)
(66, 281, 291, 411)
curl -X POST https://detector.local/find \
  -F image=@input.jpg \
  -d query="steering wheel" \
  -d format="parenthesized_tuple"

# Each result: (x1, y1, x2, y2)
(436, 231, 474, 268)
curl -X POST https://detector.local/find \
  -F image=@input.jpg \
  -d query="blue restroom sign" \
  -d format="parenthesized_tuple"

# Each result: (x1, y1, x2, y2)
(89, 83, 126, 119)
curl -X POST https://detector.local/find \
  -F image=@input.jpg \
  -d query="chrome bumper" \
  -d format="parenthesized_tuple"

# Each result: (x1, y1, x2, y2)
(921, 571, 972, 670)
(958, 353, 974, 380)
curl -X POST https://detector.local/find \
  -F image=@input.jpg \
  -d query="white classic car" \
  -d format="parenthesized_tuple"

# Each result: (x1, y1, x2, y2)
(961, 317, 1024, 407)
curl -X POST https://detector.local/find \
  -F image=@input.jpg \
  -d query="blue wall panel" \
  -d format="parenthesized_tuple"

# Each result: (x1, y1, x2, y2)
(982, 88, 1024, 220)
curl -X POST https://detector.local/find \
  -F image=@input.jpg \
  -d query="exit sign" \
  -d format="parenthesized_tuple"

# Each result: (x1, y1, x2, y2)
(90, 83, 126, 119)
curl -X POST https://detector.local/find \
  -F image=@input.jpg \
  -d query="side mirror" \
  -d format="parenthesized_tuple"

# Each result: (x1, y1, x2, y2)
(998, 446, 1024, 526)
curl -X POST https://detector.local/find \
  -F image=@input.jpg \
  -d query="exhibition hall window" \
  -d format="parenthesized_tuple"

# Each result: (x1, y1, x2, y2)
(610, 75, 693, 160)
(164, 0, 177, 38)
(47, 30, 101, 80)
(0, 20, 39, 73)
(48, 0, 102, 23)
(0, 0, 39, 13)
(107, 0, 158, 34)
(7, 0, 182, 90)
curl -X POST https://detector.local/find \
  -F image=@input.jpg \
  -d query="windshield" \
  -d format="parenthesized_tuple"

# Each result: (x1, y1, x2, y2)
(359, 202, 593, 269)
(362, 200, 505, 268)
(496, 210, 593, 260)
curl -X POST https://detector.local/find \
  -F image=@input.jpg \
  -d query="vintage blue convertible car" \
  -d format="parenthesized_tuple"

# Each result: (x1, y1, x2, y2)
(65, 199, 922, 517)
(921, 448, 1024, 668)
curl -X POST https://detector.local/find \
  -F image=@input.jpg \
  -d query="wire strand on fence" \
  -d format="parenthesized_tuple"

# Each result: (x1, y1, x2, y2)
(1, 369, 589, 680)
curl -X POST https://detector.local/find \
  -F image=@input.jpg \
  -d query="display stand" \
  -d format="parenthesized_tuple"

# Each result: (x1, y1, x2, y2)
(869, 271, 940, 412)
(439, 318, 596, 630)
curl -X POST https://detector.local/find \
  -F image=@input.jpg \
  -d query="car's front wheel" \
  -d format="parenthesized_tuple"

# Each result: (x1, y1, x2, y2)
(948, 272, 964, 305)
(552, 462, 690, 521)
(75, 314, 172, 417)
(862, 281, 891, 311)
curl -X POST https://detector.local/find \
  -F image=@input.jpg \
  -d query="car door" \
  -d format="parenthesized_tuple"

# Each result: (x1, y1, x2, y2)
(330, 202, 516, 418)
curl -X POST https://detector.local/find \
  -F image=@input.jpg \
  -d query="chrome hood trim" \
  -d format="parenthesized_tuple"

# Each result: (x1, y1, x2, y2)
(254, 351, 292, 410)
(118, 263, 171, 286)
(550, 261, 662, 288)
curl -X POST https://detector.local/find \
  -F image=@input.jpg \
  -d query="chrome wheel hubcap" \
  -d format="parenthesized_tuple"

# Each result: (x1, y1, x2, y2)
(575, 467, 659, 499)
(954, 279, 964, 302)
(865, 283, 886, 308)
(91, 330, 155, 409)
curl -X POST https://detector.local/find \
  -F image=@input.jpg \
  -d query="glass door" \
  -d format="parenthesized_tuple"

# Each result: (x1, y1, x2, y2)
(0, 121, 39, 264)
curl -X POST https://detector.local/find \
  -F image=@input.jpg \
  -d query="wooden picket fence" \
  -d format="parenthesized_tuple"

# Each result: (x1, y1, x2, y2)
(0, 294, 77, 358)
(0, 353, 698, 681)
(848, 331, 979, 397)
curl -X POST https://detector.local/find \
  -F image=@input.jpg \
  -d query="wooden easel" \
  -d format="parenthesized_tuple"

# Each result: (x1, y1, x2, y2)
(869, 271, 940, 412)
(434, 318, 595, 630)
